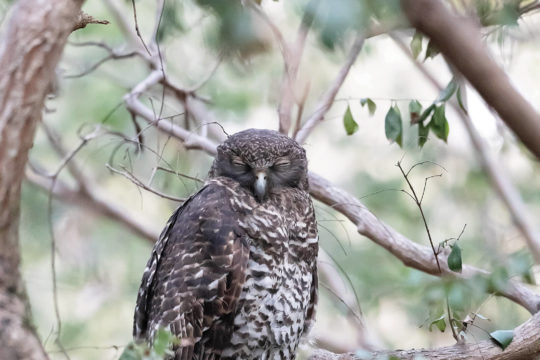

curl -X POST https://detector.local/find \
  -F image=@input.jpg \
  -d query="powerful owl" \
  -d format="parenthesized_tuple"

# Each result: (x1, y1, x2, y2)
(133, 129, 318, 360)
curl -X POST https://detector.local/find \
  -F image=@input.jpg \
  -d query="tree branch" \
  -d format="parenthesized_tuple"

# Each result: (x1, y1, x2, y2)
(72, 11, 109, 31)
(308, 173, 540, 314)
(401, 0, 540, 161)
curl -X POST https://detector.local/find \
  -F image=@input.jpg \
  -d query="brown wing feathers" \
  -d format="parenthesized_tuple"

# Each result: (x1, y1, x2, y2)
(133, 184, 249, 359)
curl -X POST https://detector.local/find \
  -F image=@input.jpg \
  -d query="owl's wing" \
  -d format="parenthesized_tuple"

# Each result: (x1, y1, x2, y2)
(133, 183, 249, 357)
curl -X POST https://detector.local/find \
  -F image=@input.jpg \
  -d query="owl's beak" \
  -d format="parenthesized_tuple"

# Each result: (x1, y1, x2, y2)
(254, 170, 268, 202)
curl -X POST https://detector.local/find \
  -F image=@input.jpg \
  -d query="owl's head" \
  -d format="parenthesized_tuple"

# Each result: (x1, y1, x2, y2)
(209, 129, 308, 202)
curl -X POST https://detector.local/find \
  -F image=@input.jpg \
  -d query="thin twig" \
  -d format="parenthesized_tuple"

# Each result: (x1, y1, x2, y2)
(130, 0, 152, 56)
(156, 166, 204, 183)
(295, 35, 365, 144)
(106, 164, 186, 202)
(397, 160, 442, 273)
(65, 51, 138, 78)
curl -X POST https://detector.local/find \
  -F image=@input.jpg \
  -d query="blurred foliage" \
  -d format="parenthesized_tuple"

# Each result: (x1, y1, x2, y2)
(119, 329, 180, 360)
(1, 0, 538, 359)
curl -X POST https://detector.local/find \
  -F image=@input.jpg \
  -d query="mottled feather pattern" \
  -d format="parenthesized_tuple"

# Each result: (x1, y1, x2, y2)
(134, 129, 318, 360)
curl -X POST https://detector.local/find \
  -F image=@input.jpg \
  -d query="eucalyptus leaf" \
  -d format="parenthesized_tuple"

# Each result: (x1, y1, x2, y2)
(424, 39, 440, 60)
(457, 86, 468, 114)
(418, 104, 435, 123)
(385, 105, 402, 147)
(490, 330, 514, 350)
(410, 31, 423, 60)
(436, 78, 457, 103)
(343, 105, 359, 135)
(418, 122, 429, 147)
(448, 244, 462, 272)
(428, 314, 446, 332)
(118, 344, 140, 360)
(153, 329, 172, 356)
(360, 98, 377, 115)
(430, 104, 449, 142)
(409, 100, 422, 124)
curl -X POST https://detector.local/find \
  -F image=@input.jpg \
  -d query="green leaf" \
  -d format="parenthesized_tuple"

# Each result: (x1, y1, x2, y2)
(343, 105, 359, 135)
(457, 86, 468, 114)
(436, 78, 458, 103)
(418, 122, 429, 147)
(410, 31, 423, 60)
(424, 39, 440, 60)
(153, 328, 178, 356)
(448, 244, 462, 272)
(430, 104, 449, 142)
(428, 314, 446, 332)
(409, 100, 422, 124)
(490, 330, 514, 350)
(493, 4, 520, 26)
(118, 344, 142, 360)
(434, 318, 447, 332)
(360, 98, 377, 115)
(385, 105, 402, 147)
(418, 104, 435, 123)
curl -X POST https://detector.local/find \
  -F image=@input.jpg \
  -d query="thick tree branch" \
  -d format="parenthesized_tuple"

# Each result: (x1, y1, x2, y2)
(0, 0, 84, 358)
(309, 311, 540, 360)
(308, 173, 540, 314)
(401, 0, 540, 161)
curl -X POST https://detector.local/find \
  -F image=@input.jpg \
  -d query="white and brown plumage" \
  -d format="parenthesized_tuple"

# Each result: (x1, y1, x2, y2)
(133, 129, 318, 360)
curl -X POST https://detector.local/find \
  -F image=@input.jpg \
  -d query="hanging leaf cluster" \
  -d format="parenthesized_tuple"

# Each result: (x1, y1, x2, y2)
(412, 78, 465, 147)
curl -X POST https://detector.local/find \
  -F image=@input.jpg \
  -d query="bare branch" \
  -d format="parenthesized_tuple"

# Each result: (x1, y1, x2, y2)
(72, 11, 109, 32)
(65, 50, 138, 79)
(106, 164, 186, 203)
(276, 0, 319, 134)
(130, 0, 151, 56)
(396, 160, 442, 273)
(295, 36, 365, 144)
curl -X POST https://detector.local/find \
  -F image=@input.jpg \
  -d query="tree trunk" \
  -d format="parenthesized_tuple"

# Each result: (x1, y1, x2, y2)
(0, 0, 83, 358)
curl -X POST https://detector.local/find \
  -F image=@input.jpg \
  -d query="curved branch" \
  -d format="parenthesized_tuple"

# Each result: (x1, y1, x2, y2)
(307, 173, 540, 314)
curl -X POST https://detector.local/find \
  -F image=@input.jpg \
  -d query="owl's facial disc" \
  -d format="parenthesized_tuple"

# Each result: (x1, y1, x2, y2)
(210, 129, 308, 200)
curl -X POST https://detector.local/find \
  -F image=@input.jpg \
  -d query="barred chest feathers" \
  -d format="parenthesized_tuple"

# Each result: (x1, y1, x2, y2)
(218, 179, 318, 359)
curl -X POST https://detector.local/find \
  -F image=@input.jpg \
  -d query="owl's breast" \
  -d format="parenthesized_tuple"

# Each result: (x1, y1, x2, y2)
(220, 199, 314, 359)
